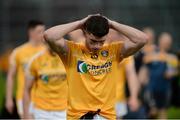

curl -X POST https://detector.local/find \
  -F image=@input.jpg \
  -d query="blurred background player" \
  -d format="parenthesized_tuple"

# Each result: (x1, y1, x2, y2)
(136, 27, 157, 117)
(115, 56, 141, 119)
(135, 27, 157, 74)
(5, 20, 45, 118)
(23, 46, 67, 119)
(142, 32, 178, 118)
(106, 30, 141, 118)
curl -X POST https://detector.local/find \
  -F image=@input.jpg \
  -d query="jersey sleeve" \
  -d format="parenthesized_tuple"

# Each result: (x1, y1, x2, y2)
(25, 55, 38, 81)
(124, 56, 134, 65)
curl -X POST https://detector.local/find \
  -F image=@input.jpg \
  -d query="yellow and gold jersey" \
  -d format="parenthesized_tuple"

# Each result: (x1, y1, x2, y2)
(166, 54, 178, 69)
(9, 42, 45, 101)
(116, 56, 134, 102)
(65, 41, 124, 119)
(26, 49, 67, 111)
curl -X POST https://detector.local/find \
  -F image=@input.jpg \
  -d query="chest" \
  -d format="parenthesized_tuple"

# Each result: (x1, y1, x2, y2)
(36, 57, 66, 84)
(71, 49, 117, 76)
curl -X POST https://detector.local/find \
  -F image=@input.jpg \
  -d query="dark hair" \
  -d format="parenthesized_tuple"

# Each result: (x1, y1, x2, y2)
(83, 16, 109, 37)
(27, 20, 44, 30)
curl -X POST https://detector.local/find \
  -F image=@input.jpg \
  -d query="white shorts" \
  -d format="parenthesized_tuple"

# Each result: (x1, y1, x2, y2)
(16, 100, 34, 115)
(115, 102, 128, 117)
(33, 108, 66, 120)
(94, 114, 107, 120)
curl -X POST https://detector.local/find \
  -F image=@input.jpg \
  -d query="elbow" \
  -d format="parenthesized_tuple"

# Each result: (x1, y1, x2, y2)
(43, 30, 52, 42)
(138, 33, 149, 47)
(43, 31, 49, 41)
(142, 33, 149, 45)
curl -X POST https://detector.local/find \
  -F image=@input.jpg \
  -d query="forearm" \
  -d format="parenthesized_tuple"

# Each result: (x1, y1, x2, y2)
(111, 21, 148, 44)
(126, 62, 139, 99)
(23, 90, 31, 118)
(127, 75, 139, 99)
(6, 74, 14, 100)
(44, 21, 81, 42)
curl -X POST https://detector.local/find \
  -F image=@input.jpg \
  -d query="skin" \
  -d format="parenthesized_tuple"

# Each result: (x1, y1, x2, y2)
(69, 30, 140, 113)
(44, 15, 148, 59)
(156, 32, 173, 119)
(159, 32, 172, 52)
(23, 48, 56, 119)
(142, 27, 156, 54)
(125, 58, 140, 112)
(43, 14, 147, 118)
(141, 32, 177, 119)
(5, 25, 45, 118)
(23, 73, 34, 119)
(138, 28, 156, 88)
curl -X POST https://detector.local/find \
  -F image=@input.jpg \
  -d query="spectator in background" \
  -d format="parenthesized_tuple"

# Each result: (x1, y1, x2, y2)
(115, 56, 144, 119)
(134, 27, 157, 73)
(5, 20, 45, 118)
(141, 32, 178, 119)
(135, 27, 157, 118)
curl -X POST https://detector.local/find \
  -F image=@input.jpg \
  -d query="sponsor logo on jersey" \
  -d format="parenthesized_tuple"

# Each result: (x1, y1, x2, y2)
(77, 61, 88, 73)
(77, 60, 112, 75)
(41, 74, 49, 83)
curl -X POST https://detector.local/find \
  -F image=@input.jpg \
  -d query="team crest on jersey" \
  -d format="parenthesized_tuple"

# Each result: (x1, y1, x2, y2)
(101, 50, 109, 57)
(77, 60, 88, 73)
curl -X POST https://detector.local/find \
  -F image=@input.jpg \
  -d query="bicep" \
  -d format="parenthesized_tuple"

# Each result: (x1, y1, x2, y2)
(25, 78, 34, 91)
(121, 39, 143, 58)
(45, 38, 68, 55)
(7, 54, 17, 79)
(8, 64, 16, 77)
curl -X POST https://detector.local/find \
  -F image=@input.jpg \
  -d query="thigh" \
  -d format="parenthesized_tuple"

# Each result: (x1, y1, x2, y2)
(16, 100, 23, 116)
(94, 114, 107, 120)
(52, 110, 67, 119)
(16, 100, 34, 115)
(33, 108, 51, 120)
(115, 102, 128, 117)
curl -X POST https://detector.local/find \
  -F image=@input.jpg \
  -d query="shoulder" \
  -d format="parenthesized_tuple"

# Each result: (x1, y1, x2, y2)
(166, 53, 178, 63)
(28, 50, 45, 66)
(31, 50, 45, 61)
(12, 42, 29, 54)
(66, 40, 82, 50)
(104, 41, 124, 49)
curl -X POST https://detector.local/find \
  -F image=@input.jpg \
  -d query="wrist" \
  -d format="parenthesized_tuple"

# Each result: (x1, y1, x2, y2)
(109, 20, 117, 29)
(109, 20, 114, 28)
(6, 96, 13, 101)
(129, 95, 138, 100)
(78, 20, 83, 28)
